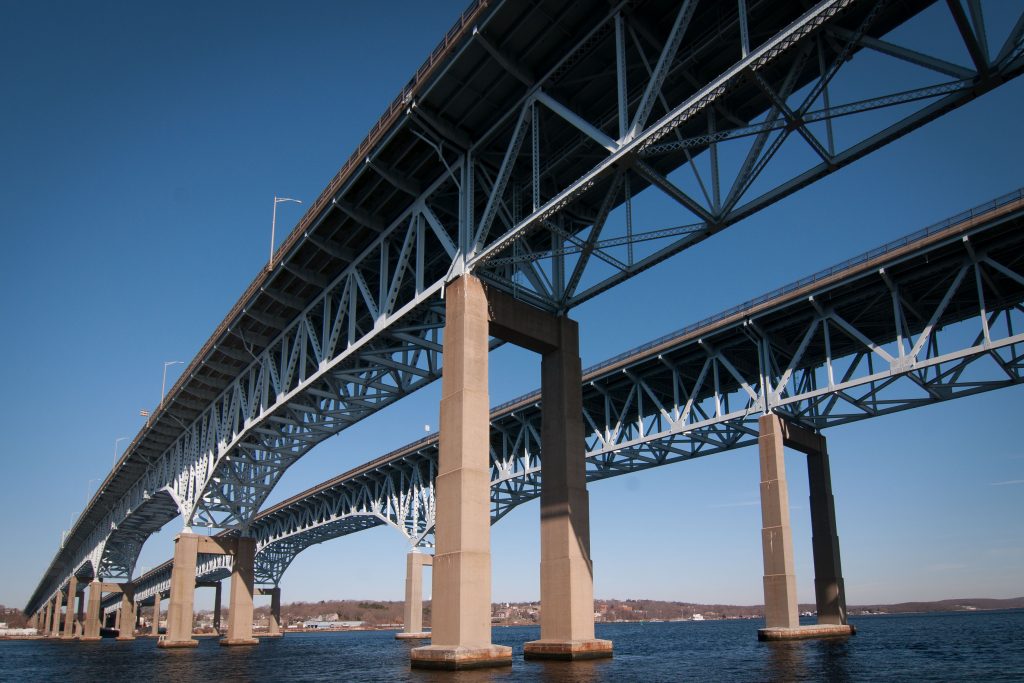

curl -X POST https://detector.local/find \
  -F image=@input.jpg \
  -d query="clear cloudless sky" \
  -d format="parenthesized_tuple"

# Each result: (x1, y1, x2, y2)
(1, 1, 1021, 613)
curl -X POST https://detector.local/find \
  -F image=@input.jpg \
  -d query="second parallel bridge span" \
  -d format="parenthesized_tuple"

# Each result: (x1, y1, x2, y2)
(29, 0, 1024, 618)
(115, 188, 1024, 605)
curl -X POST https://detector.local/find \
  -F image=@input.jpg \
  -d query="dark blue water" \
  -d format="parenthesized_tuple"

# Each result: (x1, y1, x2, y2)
(2, 611, 1022, 682)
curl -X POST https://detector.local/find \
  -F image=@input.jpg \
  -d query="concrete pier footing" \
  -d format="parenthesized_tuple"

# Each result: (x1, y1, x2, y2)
(758, 624, 856, 641)
(757, 414, 851, 642)
(396, 632, 432, 640)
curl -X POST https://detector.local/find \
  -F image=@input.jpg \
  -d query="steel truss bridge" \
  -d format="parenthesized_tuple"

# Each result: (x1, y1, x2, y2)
(106, 190, 1024, 610)
(28, 0, 1024, 616)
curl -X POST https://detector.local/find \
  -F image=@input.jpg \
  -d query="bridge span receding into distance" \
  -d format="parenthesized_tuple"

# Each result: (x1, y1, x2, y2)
(76, 187, 1024, 648)
(24, 0, 1024, 668)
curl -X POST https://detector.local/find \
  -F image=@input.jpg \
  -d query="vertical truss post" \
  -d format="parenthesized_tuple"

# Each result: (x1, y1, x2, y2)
(738, 0, 750, 58)
(615, 13, 628, 141)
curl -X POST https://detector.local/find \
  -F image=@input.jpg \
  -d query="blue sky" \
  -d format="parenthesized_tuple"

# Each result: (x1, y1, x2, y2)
(1, 1, 1021, 613)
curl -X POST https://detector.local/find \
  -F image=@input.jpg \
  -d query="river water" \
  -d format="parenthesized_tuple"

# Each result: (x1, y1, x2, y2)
(1, 610, 1022, 682)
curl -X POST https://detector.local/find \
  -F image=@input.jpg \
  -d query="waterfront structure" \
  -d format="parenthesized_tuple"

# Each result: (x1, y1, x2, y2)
(24, 0, 1024, 670)
(96, 190, 1024, 652)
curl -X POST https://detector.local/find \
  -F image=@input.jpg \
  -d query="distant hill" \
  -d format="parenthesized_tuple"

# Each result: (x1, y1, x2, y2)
(247, 596, 1024, 628)
(848, 597, 1024, 614)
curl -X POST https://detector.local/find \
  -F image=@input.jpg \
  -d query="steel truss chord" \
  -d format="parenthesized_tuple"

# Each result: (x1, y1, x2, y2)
(29, 0, 1024, 617)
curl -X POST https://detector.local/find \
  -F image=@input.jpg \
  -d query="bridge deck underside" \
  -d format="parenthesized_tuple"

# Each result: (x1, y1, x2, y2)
(122, 194, 1024, 593)
(32, 0, 1024, 614)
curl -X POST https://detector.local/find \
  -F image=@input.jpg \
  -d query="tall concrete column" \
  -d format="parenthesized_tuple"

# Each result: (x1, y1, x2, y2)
(268, 587, 282, 636)
(758, 414, 799, 630)
(397, 551, 431, 639)
(83, 581, 101, 643)
(61, 577, 77, 638)
(117, 586, 136, 640)
(756, 414, 854, 641)
(75, 587, 86, 637)
(411, 275, 511, 670)
(151, 597, 161, 637)
(807, 440, 847, 625)
(51, 592, 64, 637)
(253, 586, 283, 637)
(42, 602, 51, 637)
(213, 581, 222, 634)
(158, 532, 199, 648)
(82, 582, 102, 640)
(222, 537, 258, 646)
(525, 316, 611, 660)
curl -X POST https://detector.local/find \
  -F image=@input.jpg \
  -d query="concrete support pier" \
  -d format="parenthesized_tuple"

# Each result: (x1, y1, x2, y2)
(222, 537, 258, 646)
(756, 414, 854, 642)
(150, 599, 161, 637)
(214, 582, 222, 634)
(411, 276, 512, 670)
(396, 551, 432, 640)
(524, 316, 611, 661)
(116, 586, 136, 640)
(158, 532, 200, 648)
(61, 577, 77, 638)
(50, 592, 63, 637)
(255, 587, 283, 637)
(808, 439, 847, 626)
(42, 601, 51, 638)
(82, 581, 102, 641)
(74, 586, 86, 637)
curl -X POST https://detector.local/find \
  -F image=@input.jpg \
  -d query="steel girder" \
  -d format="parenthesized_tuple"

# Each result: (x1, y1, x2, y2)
(122, 190, 1024, 591)
(28, 0, 1024, 616)
(471, 0, 1024, 311)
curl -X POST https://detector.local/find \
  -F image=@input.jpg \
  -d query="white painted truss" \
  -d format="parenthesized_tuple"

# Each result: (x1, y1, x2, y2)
(121, 190, 1024, 593)
(30, 0, 1024, 615)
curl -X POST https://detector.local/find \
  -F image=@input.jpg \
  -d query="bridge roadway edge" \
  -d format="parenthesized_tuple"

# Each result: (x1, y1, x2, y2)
(107, 189, 1024, 644)
(24, 0, 1024, 655)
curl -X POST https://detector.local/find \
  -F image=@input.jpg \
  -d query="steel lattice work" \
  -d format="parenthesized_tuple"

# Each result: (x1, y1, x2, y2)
(28, 0, 1024, 615)
(116, 190, 1024, 596)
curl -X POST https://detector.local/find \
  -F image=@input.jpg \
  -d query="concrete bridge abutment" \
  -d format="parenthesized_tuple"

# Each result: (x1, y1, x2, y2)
(757, 413, 852, 641)
(396, 550, 432, 639)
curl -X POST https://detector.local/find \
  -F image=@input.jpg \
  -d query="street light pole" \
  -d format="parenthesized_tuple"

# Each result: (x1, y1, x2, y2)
(269, 196, 302, 271)
(161, 360, 184, 408)
(113, 436, 128, 465)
